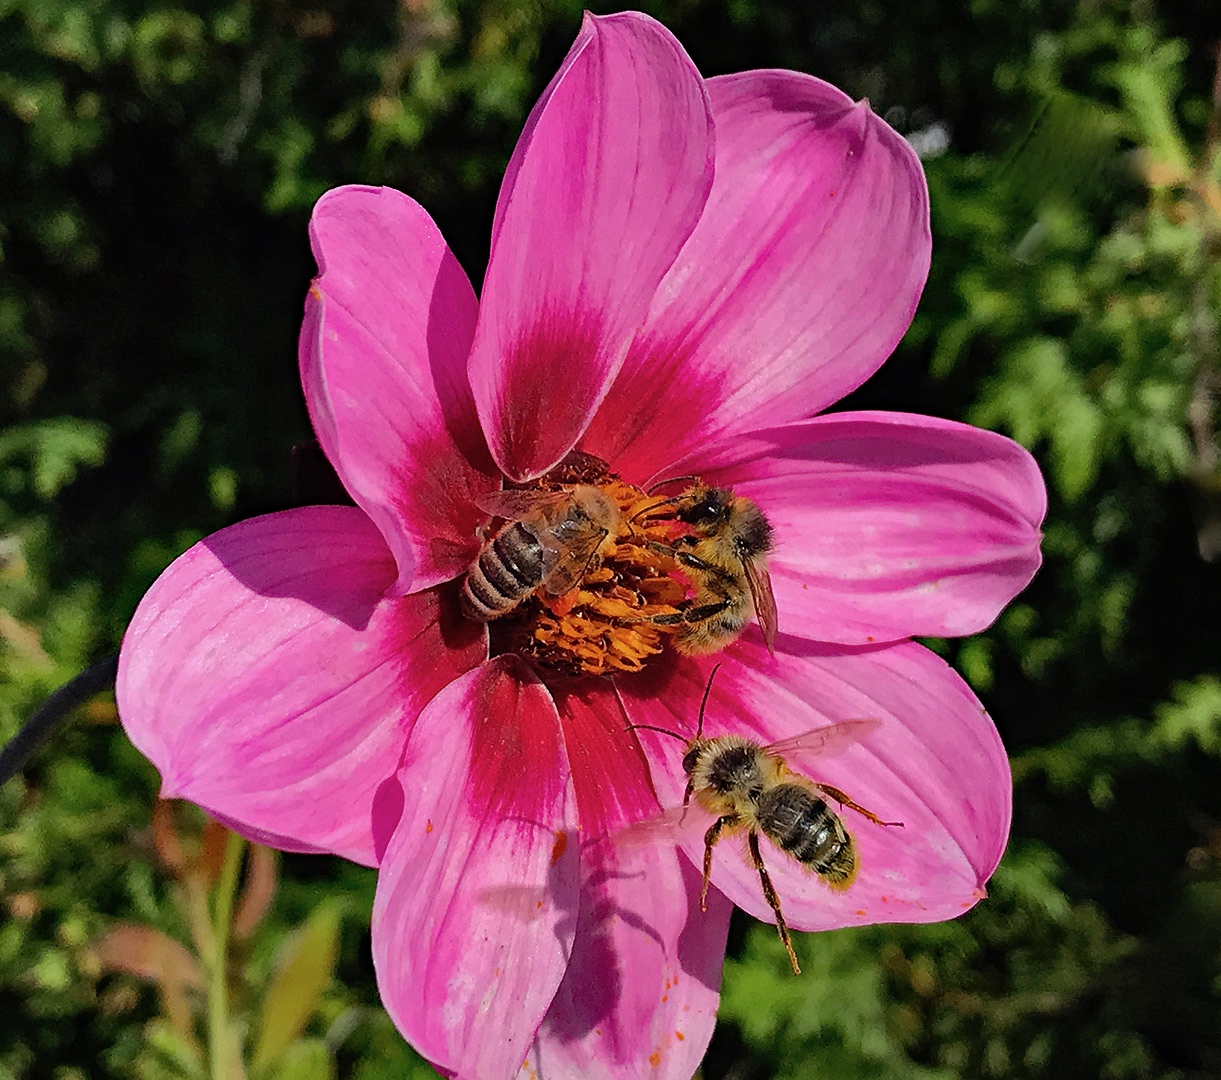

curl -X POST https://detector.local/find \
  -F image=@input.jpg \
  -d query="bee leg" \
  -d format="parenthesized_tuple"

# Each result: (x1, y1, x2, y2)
(638, 540, 715, 569)
(747, 831, 801, 976)
(817, 784, 903, 829)
(635, 538, 693, 561)
(684, 600, 733, 622)
(621, 599, 733, 628)
(672, 550, 722, 573)
(700, 815, 737, 913)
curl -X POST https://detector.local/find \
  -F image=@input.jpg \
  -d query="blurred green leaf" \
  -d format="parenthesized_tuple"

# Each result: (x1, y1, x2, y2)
(1153, 675, 1221, 755)
(138, 1018, 206, 1080)
(972, 337, 1104, 501)
(251, 902, 342, 1075)
(0, 418, 107, 502)
(270, 1039, 334, 1080)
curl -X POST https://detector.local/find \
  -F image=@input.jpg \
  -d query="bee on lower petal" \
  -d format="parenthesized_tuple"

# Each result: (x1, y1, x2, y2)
(632, 483, 778, 654)
(460, 484, 621, 622)
(629, 665, 901, 975)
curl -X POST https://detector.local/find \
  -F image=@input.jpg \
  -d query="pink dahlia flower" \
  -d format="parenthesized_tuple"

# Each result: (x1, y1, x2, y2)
(117, 11, 1045, 1080)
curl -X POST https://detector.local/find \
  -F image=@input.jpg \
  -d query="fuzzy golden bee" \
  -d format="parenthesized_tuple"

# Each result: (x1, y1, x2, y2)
(630, 665, 901, 974)
(633, 482, 778, 654)
(459, 484, 621, 622)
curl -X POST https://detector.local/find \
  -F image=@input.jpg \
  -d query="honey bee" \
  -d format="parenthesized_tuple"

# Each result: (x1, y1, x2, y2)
(629, 665, 901, 974)
(633, 483, 778, 654)
(460, 484, 620, 621)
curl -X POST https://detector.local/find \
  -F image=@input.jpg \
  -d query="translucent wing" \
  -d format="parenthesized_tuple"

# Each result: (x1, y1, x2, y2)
(540, 521, 608, 595)
(614, 803, 709, 849)
(473, 487, 571, 520)
(744, 558, 778, 653)
(763, 719, 880, 763)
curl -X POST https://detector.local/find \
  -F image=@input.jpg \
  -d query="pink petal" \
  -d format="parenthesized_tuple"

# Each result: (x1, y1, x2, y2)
(670, 411, 1046, 644)
(302, 185, 499, 593)
(582, 71, 931, 481)
(525, 683, 725, 1078)
(116, 507, 486, 866)
(526, 837, 728, 1080)
(621, 640, 1010, 934)
(373, 657, 579, 1080)
(470, 11, 715, 481)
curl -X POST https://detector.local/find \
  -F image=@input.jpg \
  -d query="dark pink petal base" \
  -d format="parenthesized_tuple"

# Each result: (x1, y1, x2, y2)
(373, 658, 579, 1079)
(469, 11, 715, 480)
(302, 186, 499, 594)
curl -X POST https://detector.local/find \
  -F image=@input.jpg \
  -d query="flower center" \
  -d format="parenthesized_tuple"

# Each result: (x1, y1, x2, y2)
(461, 451, 777, 678)
(461, 453, 690, 677)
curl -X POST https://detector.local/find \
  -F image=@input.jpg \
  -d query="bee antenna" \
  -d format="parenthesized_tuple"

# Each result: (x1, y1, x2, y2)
(646, 474, 700, 495)
(625, 723, 687, 743)
(628, 495, 680, 526)
(696, 663, 721, 739)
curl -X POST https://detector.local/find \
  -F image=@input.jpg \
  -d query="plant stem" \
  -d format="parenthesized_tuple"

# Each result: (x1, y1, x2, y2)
(208, 831, 245, 1080)
(0, 654, 118, 785)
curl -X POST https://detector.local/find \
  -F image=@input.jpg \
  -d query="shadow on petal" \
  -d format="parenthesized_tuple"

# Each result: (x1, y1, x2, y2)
(202, 506, 396, 630)
(529, 834, 728, 1079)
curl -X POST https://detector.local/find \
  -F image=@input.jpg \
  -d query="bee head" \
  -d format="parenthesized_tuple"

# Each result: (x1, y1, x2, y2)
(731, 499, 775, 559)
(681, 744, 703, 776)
(679, 485, 733, 529)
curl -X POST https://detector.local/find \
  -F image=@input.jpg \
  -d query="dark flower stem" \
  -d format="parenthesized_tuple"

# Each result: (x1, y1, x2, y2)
(0, 654, 119, 786)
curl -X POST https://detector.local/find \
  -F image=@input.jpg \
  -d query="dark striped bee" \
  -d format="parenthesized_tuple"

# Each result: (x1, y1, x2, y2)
(630, 666, 901, 974)
(632, 483, 778, 655)
(459, 485, 621, 622)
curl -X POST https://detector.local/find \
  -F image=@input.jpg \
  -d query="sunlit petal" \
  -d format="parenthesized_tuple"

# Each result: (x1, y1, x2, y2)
(117, 507, 486, 865)
(584, 70, 929, 480)
(492, 682, 727, 1078)
(668, 411, 1046, 643)
(303, 185, 499, 593)
(622, 640, 1010, 933)
(471, 11, 714, 480)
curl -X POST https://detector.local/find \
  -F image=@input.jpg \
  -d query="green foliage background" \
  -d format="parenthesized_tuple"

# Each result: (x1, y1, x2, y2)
(2, 0, 1220, 1076)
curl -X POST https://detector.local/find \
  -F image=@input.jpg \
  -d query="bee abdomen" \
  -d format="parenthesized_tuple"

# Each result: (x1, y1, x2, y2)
(460, 524, 544, 620)
(756, 784, 855, 884)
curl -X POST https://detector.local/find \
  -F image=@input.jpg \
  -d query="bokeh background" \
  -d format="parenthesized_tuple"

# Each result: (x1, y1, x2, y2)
(3, 0, 1221, 1077)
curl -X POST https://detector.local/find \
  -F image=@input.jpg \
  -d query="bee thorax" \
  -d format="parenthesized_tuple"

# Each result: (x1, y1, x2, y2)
(697, 743, 764, 795)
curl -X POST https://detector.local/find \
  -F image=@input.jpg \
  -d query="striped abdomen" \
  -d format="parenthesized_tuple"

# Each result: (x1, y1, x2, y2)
(755, 783, 858, 888)
(460, 523, 545, 620)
